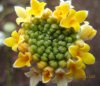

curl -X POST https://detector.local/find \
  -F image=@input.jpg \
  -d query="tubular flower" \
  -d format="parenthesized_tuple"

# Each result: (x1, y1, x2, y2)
(30, 0, 46, 17)
(4, 30, 24, 51)
(25, 68, 41, 86)
(69, 40, 95, 64)
(15, 6, 32, 25)
(80, 21, 97, 40)
(53, 68, 71, 86)
(66, 59, 86, 80)
(4, 0, 97, 86)
(60, 9, 88, 32)
(42, 67, 54, 83)
(13, 52, 32, 68)
(53, 1, 71, 21)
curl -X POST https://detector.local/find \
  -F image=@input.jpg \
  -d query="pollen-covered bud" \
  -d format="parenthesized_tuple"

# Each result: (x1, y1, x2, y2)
(33, 54, 40, 62)
(18, 42, 28, 52)
(59, 60, 67, 68)
(49, 60, 58, 69)
(37, 61, 47, 69)
(42, 8, 52, 19)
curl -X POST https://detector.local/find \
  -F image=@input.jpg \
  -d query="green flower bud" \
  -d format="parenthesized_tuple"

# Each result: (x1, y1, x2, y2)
(58, 41, 66, 46)
(31, 24, 38, 31)
(24, 35, 29, 41)
(59, 60, 67, 68)
(49, 60, 58, 68)
(41, 56, 48, 61)
(47, 17, 56, 24)
(51, 24, 59, 29)
(56, 53, 64, 60)
(67, 43, 72, 48)
(55, 30, 61, 35)
(33, 31, 39, 38)
(44, 24, 50, 29)
(71, 34, 77, 41)
(45, 48, 51, 54)
(33, 54, 40, 61)
(48, 52, 55, 60)
(29, 45, 37, 54)
(40, 19, 46, 26)
(22, 23, 30, 29)
(32, 18, 40, 24)
(38, 25, 44, 31)
(38, 35, 44, 40)
(67, 37, 73, 43)
(37, 40, 44, 46)
(64, 52, 72, 60)
(44, 40, 51, 47)
(37, 46, 45, 55)
(58, 46, 66, 53)
(53, 47, 58, 54)
(58, 34, 64, 40)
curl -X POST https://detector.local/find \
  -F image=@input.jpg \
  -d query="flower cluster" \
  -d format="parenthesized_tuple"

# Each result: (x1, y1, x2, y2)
(4, 0, 97, 86)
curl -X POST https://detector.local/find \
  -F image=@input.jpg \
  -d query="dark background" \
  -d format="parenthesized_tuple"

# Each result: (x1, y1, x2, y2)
(0, 0, 100, 86)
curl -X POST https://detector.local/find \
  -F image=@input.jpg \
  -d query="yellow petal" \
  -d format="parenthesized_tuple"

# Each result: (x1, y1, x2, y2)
(18, 35, 24, 44)
(12, 44, 18, 51)
(75, 10, 88, 23)
(69, 45, 78, 57)
(81, 52, 95, 64)
(16, 18, 25, 25)
(74, 69, 86, 80)
(11, 31, 19, 39)
(71, 21, 80, 32)
(30, 0, 46, 16)
(53, 2, 70, 21)
(80, 43, 90, 52)
(14, 6, 27, 18)
(4, 37, 16, 47)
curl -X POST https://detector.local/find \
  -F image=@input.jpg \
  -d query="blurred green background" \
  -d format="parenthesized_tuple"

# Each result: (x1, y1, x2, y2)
(0, 0, 100, 86)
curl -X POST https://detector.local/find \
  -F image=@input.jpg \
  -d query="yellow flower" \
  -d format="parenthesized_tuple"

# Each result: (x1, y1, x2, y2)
(30, 0, 46, 17)
(80, 21, 97, 40)
(66, 59, 86, 80)
(15, 6, 31, 25)
(60, 9, 88, 32)
(13, 52, 32, 68)
(42, 66, 54, 83)
(69, 40, 95, 64)
(4, 31, 24, 51)
(53, 1, 71, 21)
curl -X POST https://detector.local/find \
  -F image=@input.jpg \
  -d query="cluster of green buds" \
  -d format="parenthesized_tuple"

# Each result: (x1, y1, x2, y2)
(23, 17, 77, 69)
(4, 0, 97, 86)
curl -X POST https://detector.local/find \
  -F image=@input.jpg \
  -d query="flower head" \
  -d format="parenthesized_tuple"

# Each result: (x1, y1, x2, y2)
(4, 0, 97, 86)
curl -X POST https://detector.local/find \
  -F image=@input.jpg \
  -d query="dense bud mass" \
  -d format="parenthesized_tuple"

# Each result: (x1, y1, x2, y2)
(24, 17, 77, 69)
